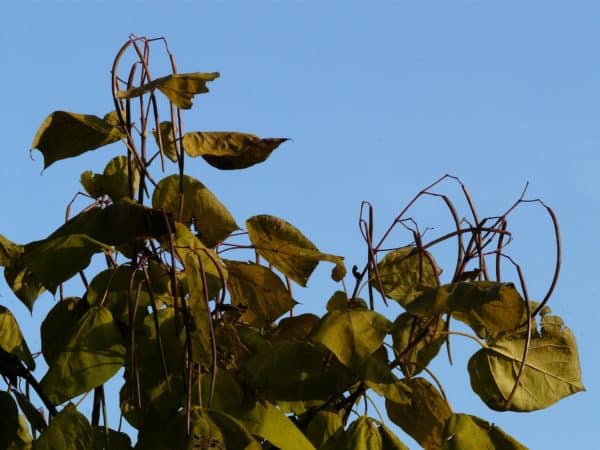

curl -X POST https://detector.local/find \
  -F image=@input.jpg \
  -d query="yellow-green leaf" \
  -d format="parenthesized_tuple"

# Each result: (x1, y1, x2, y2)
(0, 306, 35, 370)
(31, 111, 124, 169)
(80, 156, 139, 201)
(468, 314, 585, 411)
(117, 72, 219, 109)
(182, 131, 288, 170)
(152, 174, 238, 247)
(0, 235, 20, 267)
(246, 215, 345, 286)
(442, 414, 527, 450)
(32, 403, 92, 450)
(305, 411, 343, 449)
(152, 121, 179, 162)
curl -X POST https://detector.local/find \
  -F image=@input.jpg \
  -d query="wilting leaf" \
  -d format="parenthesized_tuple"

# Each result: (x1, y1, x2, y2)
(310, 308, 390, 369)
(385, 377, 452, 450)
(371, 247, 440, 307)
(225, 260, 296, 327)
(0, 391, 18, 450)
(407, 282, 527, 339)
(152, 174, 238, 247)
(80, 156, 139, 200)
(0, 306, 35, 370)
(40, 307, 125, 405)
(117, 72, 220, 109)
(13, 391, 46, 433)
(41, 297, 86, 367)
(24, 234, 111, 292)
(468, 314, 584, 411)
(32, 403, 92, 450)
(442, 414, 527, 450)
(246, 215, 345, 286)
(391, 313, 445, 377)
(236, 401, 316, 450)
(91, 427, 132, 450)
(31, 111, 124, 169)
(305, 411, 343, 449)
(152, 121, 179, 162)
(182, 131, 288, 170)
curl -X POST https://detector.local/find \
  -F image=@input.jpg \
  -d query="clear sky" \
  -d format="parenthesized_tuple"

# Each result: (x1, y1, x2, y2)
(1, 1, 598, 448)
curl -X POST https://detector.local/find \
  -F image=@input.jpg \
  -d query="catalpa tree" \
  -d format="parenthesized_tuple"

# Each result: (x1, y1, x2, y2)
(0, 35, 584, 449)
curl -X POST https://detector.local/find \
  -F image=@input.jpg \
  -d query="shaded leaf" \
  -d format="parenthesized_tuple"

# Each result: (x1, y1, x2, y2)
(305, 411, 343, 449)
(152, 121, 179, 162)
(310, 308, 390, 369)
(270, 313, 319, 341)
(91, 427, 132, 450)
(3, 262, 45, 312)
(442, 414, 527, 450)
(0, 391, 19, 450)
(468, 314, 584, 411)
(358, 355, 412, 405)
(246, 215, 345, 286)
(80, 156, 139, 201)
(379, 422, 410, 450)
(385, 377, 452, 450)
(13, 391, 46, 433)
(371, 247, 439, 307)
(32, 403, 91, 450)
(40, 307, 125, 405)
(117, 72, 219, 109)
(31, 111, 124, 169)
(225, 260, 296, 327)
(182, 131, 288, 169)
(152, 174, 238, 247)
(323, 417, 382, 450)
(0, 235, 20, 267)
(0, 306, 35, 370)
(206, 409, 262, 450)
(41, 297, 86, 367)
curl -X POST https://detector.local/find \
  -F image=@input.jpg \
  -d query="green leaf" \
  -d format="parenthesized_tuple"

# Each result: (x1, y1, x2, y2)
(117, 72, 220, 109)
(236, 401, 316, 450)
(371, 247, 440, 307)
(323, 417, 382, 450)
(152, 174, 238, 247)
(24, 234, 111, 292)
(468, 314, 585, 411)
(40, 306, 125, 405)
(152, 121, 179, 162)
(32, 403, 92, 450)
(246, 215, 346, 286)
(182, 131, 288, 170)
(378, 422, 410, 450)
(7, 414, 32, 450)
(91, 427, 132, 450)
(385, 377, 452, 450)
(442, 414, 527, 450)
(270, 313, 319, 341)
(310, 308, 390, 368)
(0, 391, 19, 450)
(407, 282, 527, 339)
(0, 306, 35, 370)
(206, 409, 262, 450)
(0, 235, 21, 267)
(31, 111, 124, 169)
(41, 297, 87, 366)
(225, 260, 296, 327)
(13, 391, 46, 433)
(80, 156, 140, 201)
(358, 355, 412, 405)
(391, 313, 445, 377)
(305, 411, 343, 449)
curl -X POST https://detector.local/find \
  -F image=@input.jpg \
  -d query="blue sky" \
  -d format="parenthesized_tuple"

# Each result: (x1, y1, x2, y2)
(1, 1, 598, 448)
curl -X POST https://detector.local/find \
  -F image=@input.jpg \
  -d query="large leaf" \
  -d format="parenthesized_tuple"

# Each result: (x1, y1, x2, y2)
(358, 354, 412, 405)
(80, 155, 140, 200)
(91, 427, 132, 450)
(225, 260, 296, 327)
(0, 306, 35, 370)
(152, 174, 238, 247)
(310, 307, 390, 369)
(246, 215, 346, 286)
(371, 247, 440, 307)
(468, 314, 584, 411)
(236, 401, 316, 450)
(0, 391, 18, 450)
(117, 72, 219, 109)
(324, 417, 382, 450)
(24, 234, 111, 292)
(385, 377, 452, 450)
(40, 306, 125, 405)
(182, 131, 288, 170)
(206, 409, 262, 450)
(442, 414, 527, 450)
(41, 297, 87, 367)
(32, 403, 92, 450)
(31, 111, 124, 169)
(305, 411, 343, 449)
(407, 282, 527, 339)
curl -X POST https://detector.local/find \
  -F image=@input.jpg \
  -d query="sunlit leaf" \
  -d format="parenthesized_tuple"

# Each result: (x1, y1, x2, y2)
(32, 403, 92, 450)
(31, 111, 124, 169)
(442, 414, 527, 450)
(310, 308, 390, 369)
(358, 355, 412, 405)
(40, 307, 125, 405)
(371, 247, 440, 307)
(80, 156, 140, 201)
(225, 260, 296, 327)
(236, 401, 316, 450)
(117, 72, 219, 109)
(385, 377, 452, 450)
(152, 121, 179, 162)
(0, 391, 19, 450)
(378, 422, 410, 450)
(391, 313, 445, 377)
(0, 235, 20, 267)
(305, 411, 343, 449)
(182, 131, 288, 170)
(0, 306, 35, 370)
(246, 215, 346, 286)
(468, 314, 585, 411)
(152, 174, 238, 247)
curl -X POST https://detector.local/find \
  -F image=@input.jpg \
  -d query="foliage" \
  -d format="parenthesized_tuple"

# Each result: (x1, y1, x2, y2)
(0, 35, 584, 449)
